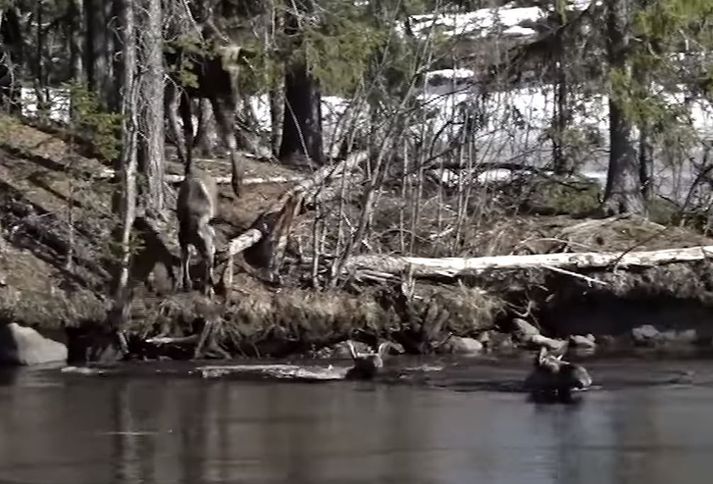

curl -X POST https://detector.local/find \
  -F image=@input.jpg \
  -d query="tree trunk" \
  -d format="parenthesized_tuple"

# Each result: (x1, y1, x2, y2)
(136, 0, 164, 214)
(639, 121, 654, 202)
(278, 1, 323, 167)
(269, 82, 284, 156)
(102, 0, 116, 110)
(34, 1, 49, 120)
(267, 2, 283, 156)
(552, 12, 572, 176)
(68, 0, 84, 83)
(84, 0, 111, 107)
(0, 7, 23, 113)
(110, 0, 137, 330)
(602, 0, 645, 216)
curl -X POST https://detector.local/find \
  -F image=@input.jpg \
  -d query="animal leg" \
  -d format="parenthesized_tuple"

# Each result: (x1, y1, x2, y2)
(180, 243, 192, 292)
(197, 222, 216, 297)
(210, 94, 243, 197)
(180, 91, 195, 170)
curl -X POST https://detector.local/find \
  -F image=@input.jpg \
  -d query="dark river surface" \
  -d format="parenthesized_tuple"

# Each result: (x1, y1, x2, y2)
(1, 356, 713, 484)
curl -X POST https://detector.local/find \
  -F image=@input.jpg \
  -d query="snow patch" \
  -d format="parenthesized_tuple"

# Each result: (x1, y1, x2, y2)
(407, 5, 545, 39)
(20, 87, 70, 124)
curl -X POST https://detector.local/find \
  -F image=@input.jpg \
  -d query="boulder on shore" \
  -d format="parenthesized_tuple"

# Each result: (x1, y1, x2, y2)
(438, 336, 484, 355)
(511, 318, 540, 340)
(0, 322, 67, 366)
(569, 334, 597, 349)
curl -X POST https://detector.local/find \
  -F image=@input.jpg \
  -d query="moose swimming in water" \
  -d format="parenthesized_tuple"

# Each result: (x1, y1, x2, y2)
(345, 341, 393, 380)
(524, 346, 593, 402)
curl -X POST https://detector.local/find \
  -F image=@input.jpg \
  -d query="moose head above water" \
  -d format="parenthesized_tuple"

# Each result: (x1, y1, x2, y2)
(345, 341, 393, 380)
(524, 346, 593, 402)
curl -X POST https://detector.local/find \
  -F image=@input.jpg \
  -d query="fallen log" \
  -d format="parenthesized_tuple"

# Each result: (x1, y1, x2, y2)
(95, 169, 303, 186)
(343, 245, 713, 279)
(220, 151, 369, 287)
(164, 174, 303, 185)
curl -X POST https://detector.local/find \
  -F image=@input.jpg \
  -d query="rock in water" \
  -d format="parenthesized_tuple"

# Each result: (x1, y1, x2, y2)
(569, 334, 597, 349)
(0, 323, 68, 366)
(631, 324, 660, 347)
(511, 318, 540, 340)
(439, 336, 483, 355)
(528, 334, 568, 352)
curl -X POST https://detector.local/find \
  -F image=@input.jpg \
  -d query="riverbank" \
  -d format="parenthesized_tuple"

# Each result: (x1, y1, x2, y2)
(3, 115, 713, 365)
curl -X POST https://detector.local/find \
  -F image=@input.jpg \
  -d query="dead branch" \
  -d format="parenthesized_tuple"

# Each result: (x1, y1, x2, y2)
(221, 151, 369, 285)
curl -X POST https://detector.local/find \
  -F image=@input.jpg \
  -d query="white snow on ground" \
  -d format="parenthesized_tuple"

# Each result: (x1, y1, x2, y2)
(20, 87, 70, 124)
(398, 0, 597, 40)
(405, 5, 545, 39)
(13, 0, 713, 202)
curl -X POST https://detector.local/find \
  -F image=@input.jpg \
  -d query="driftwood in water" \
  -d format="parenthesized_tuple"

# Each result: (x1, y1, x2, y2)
(221, 151, 368, 288)
(343, 245, 713, 280)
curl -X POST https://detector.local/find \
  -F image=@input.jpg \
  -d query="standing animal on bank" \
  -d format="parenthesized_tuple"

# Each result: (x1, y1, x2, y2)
(345, 341, 393, 380)
(524, 346, 593, 402)
(164, 1, 264, 199)
(176, 156, 218, 296)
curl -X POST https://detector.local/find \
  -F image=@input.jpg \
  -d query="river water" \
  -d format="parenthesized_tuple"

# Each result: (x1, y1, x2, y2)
(1, 356, 713, 484)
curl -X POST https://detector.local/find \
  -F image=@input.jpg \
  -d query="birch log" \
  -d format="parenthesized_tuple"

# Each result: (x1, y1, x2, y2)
(343, 246, 713, 279)
(164, 174, 304, 185)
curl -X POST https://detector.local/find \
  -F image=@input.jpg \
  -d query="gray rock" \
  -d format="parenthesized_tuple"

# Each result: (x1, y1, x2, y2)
(528, 334, 568, 352)
(660, 329, 698, 344)
(511, 318, 540, 340)
(386, 342, 405, 355)
(476, 331, 491, 345)
(569, 334, 597, 349)
(332, 340, 371, 359)
(439, 336, 483, 356)
(488, 331, 516, 351)
(631, 324, 660, 347)
(0, 323, 68, 366)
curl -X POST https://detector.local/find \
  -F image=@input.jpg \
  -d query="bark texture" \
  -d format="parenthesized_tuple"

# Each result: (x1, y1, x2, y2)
(137, 0, 165, 214)
(602, 0, 646, 216)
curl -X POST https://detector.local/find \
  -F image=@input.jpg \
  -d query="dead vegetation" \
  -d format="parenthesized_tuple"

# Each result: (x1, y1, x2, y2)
(3, 116, 713, 359)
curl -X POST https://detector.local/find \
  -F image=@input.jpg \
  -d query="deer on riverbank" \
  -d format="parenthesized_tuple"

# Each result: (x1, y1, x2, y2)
(176, 153, 218, 296)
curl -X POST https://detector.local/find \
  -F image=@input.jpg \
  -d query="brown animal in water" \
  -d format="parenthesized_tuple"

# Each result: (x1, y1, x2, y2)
(176, 161, 218, 296)
(524, 346, 593, 402)
(345, 341, 393, 380)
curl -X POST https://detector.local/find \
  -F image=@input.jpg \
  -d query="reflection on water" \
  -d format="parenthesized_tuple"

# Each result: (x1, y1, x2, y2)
(1, 359, 713, 484)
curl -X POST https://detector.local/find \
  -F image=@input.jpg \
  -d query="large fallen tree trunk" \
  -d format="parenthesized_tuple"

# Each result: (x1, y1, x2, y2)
(343, 245, 713, 279)
(221, 151, 368, 288)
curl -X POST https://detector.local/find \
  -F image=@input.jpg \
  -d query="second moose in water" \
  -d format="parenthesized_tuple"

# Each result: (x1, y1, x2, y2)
(345, 341, 394, 380)
(524, 346, 593, 402)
